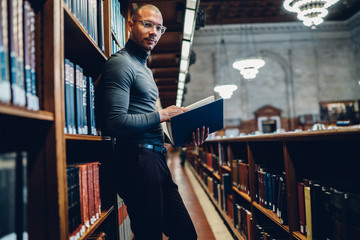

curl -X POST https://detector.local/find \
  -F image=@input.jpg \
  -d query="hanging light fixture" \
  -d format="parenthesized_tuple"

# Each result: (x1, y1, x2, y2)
(232, 24, 265, 80)
(214, 85, 238, 99)
(232, 58, 265, 80)
(283, 0, 340, 27)
(214, 39, 238, 99)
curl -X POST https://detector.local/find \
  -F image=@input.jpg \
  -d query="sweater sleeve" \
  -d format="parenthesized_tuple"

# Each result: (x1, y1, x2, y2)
(101, 55, 160, 137)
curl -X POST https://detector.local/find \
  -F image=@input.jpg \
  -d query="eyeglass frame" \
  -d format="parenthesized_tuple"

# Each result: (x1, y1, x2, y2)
(132, 20, 167, 34)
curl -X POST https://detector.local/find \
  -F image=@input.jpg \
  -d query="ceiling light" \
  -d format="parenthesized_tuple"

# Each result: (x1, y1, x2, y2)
(178, 81, 185, 90)
(186, 0, 198, 10)
(180, 59, 189, 72)
(214, 85, 238, 99)
(183, 9, 195, 40)
(233, 58, 265, 79)
(283, 0, 340, 27)
(232, 25, 265, 79)
(181, 40, 191, 59)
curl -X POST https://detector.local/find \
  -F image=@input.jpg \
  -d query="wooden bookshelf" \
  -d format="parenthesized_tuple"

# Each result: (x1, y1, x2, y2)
(111, 30, 123, 48)
(78, 206, 115, 240)
(65, 134, 111, 142)
(188, 128, 360, 240)
(232, 186, 251, 203)
(293, 231, 307, 240)
(0, 104, 54, 121)
(253, 202, 290, 232)
(0, 0, 131, 239)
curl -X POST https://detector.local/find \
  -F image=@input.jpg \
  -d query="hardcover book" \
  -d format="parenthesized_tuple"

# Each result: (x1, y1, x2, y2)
(298, 181, 306, 236)
(162, 96, 224, 148)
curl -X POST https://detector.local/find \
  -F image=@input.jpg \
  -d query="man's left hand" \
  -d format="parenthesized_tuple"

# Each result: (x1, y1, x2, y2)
(192, 126, 209, 146)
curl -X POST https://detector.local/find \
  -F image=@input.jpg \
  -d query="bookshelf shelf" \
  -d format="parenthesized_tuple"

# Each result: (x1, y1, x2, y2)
(201, 163, 214, 172)
(253, 202, 290, 232)
(0, 104, 54, 121)
(213, 172, 221, 181)
(220, 165, 231, 172)
(64, 6, 107, 78)
(78, 206, 115, 240)
(293, 231, 307, 240)
(207, 128, 360, 142)
(111, 30, 123, 49)
(232, 186, 251, 203)
(65, 134, 111, 142)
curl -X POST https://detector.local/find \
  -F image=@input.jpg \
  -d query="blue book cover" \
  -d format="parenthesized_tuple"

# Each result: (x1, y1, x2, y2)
(164, 97, 224, 148)
(64, 59, 71, 133)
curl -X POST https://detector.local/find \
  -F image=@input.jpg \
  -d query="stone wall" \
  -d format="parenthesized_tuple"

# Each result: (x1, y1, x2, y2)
(184, 12, 360, 132)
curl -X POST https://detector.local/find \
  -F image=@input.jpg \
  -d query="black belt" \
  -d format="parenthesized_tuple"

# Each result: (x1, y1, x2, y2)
(139, 144, 167, 154)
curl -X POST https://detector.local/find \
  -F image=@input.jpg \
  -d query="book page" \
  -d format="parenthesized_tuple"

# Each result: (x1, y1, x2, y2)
(185, 96, 215, 110)
(161, 122, 173, 145)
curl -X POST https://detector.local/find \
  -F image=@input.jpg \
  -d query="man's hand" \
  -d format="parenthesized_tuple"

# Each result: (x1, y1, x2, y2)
(159, 105, 188, 122)
(192, 126, 209, 146)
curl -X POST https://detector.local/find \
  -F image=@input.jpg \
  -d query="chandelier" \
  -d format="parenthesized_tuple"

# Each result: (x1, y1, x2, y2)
(232, 25, 265, 80)
(232, 58, 265, 80)
(283, 0, 340, 27)
(213, 39, 238, 99)
(214, 84, 238, 99)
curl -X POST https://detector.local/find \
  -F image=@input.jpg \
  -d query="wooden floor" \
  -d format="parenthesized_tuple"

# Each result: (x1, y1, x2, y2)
(165, 152, 216, 240)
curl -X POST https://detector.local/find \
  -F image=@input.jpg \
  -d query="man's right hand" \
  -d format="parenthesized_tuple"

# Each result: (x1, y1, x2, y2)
(159, 105, 188, 122)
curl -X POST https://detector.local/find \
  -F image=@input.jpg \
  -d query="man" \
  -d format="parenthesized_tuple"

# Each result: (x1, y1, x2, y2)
(101, 4, 209, 240)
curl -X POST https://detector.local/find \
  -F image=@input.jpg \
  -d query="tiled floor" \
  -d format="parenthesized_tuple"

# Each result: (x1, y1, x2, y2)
(166, 151, 233, 240)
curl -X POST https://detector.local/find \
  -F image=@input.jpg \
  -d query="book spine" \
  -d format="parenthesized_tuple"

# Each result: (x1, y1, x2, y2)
(29, 7, 38, 111)
(64, 59, 71, 133)
(298, 182, 306, 236)
(69, 62, 76, 134)
(0, 152, 17, 238)
(304, 185, 312, 240)
(0, 0, 11, 103)
(79, 164, 89, 229)
(87, 163, 95, 225)
(75, 65, 81, 134)
(17, 0, 25, 107)
(82, 75, 87, 134)
(23, 1, 32, 110)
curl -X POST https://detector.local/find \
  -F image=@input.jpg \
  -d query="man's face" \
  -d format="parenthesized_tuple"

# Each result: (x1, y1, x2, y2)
(129, 8, 164, 52)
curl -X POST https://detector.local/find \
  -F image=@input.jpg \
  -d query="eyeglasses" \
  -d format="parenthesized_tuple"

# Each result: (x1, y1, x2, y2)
(133, 20, 167, 34)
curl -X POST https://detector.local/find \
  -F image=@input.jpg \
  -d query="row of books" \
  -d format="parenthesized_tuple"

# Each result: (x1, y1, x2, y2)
(117, 195, 132, 240)
(0, 0, 39, 110)
(0, 151, 28, 240)
(218, 143, 231, 167)
(64, 59, 98, 135)
(200, 168, 232, 214)
(199, 165, 256, 239)
(231, 159, 249, 195)
(256, 167, 288, 225)
(235, 204, 254, 240)
(297, 179, 360, 240)
(111, 36, 121, 55)
(254, 224, 288, 240)
(63, 0, 105, 52)
(199, 152, 219, 173)
(111, 0, 126, 49)
(67, 162, 101, 240)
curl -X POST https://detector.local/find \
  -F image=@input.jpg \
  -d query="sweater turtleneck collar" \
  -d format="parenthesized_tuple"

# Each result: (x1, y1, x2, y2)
(125, 39, 150, 64)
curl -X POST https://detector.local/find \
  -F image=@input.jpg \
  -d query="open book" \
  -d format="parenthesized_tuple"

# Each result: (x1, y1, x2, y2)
(162, 96, 224, 148)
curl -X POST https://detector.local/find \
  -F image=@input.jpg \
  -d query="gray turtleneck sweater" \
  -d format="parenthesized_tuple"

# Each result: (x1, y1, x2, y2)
(101, 39, 163, 146)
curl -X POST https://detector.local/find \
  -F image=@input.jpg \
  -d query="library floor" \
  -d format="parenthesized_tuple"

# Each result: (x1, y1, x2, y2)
(164, 151, 234, 240)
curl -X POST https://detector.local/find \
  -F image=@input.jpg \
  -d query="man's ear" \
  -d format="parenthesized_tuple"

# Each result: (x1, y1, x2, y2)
(128, 20, 134, 33)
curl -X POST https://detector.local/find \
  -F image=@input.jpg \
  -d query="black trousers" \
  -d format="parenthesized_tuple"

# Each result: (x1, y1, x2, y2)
(112, 145, 197, 240)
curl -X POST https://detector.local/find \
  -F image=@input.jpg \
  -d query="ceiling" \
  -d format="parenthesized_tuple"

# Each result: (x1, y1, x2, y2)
(129, 0, 360, 108)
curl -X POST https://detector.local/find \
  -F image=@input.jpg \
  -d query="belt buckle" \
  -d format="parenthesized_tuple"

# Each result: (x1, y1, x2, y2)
(161, 147, 167, 154)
